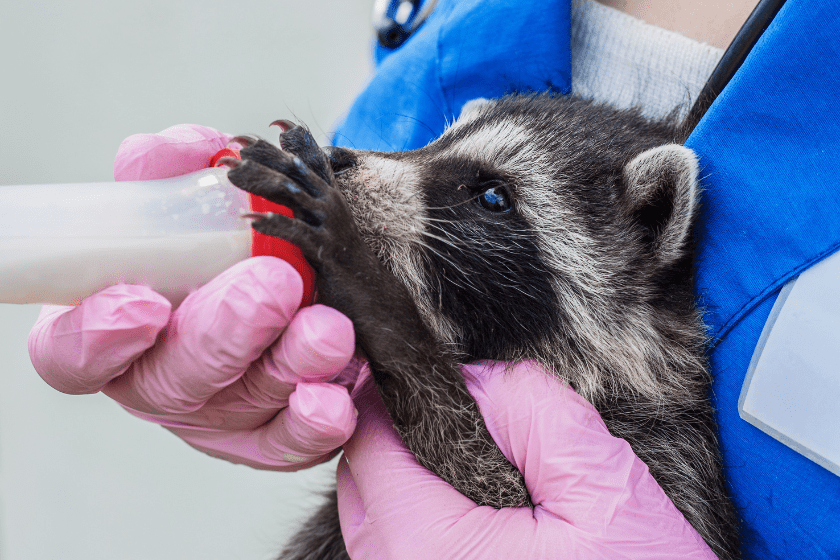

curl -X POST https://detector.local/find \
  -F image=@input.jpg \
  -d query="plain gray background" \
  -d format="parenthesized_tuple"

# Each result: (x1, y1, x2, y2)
(0, 1, 374, 558)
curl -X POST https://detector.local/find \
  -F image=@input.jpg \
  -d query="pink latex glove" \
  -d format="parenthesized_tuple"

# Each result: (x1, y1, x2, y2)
(113, 123, 236, 180)
(28, 124, 360, 470)
(338, 361, 716, 559)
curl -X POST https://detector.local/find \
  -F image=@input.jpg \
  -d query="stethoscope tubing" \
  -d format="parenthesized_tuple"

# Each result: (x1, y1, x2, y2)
(685, 0, 788, 132)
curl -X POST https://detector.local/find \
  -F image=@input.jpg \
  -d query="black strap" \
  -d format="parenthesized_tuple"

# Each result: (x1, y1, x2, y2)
(684, 0, 788, 133)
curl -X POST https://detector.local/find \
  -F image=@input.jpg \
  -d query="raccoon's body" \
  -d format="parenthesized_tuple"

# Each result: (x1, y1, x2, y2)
(225, 94, 740, 560)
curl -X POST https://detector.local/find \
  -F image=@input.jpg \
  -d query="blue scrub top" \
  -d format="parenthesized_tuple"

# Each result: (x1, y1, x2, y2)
(687, 1, 840, 557)
(333, 0, 840, 557)
(333, 0, 571, 152)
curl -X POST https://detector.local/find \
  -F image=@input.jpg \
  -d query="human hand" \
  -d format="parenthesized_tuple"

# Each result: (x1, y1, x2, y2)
(113, 123, 235, 181)
(27, 124, 361, 471)
(337, 361, 716, 559)
(29, 260, 360, 470)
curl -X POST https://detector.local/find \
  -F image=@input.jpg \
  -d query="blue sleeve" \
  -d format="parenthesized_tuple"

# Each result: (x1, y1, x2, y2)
(331, 0, 571, 152)
(686, 0, 840, 557)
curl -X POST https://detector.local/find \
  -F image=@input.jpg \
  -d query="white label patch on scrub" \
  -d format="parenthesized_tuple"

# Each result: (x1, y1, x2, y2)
(739, 249, 840, 477)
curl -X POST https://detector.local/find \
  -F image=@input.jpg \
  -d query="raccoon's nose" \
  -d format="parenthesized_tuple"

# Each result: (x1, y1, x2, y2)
(323, 146, 357, 176)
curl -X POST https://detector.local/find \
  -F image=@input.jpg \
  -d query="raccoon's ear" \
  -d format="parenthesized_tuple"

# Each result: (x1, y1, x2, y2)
(622, 144, 699, 265)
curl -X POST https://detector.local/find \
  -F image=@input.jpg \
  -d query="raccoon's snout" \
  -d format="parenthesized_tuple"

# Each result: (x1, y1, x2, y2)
(323, 146, 357, 176)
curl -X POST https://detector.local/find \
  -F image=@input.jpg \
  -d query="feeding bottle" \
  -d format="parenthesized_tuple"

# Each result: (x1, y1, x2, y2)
(0, 161, 315, 307)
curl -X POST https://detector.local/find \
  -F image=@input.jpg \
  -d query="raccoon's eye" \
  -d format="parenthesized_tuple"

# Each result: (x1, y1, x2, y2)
(477, 186, 512, 213)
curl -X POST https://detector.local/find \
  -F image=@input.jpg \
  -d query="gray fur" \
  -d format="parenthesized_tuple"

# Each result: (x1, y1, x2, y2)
(269, 94, 738, 560)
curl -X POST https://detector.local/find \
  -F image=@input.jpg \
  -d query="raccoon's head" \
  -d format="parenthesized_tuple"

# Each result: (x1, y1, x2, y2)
(328, 94, 703, 399)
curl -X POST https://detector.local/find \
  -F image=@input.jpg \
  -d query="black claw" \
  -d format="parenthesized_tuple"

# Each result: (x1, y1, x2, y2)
(240, 211, 274, 221)
(217, 156, 242, 168)
(231, 135, 258, 148)
(270, 119, 297, 132)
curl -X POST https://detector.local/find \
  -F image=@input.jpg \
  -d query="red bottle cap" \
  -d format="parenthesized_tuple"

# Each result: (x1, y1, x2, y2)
(211, 148, 316, 306)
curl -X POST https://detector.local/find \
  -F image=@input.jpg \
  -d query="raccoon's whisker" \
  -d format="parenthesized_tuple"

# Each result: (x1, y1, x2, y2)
(428, 270, 477, 296)
(414, 233, 542, 303)
(400, 191, 423, 205)
(421, 232, 523, 266)
(416, 216, 462, 225)
(424, 220, 536, 238)
(420, 236, 532, 273)
(391, 112, 440, 140)
(423, 225, 535, 255)
(419, 230, 471, 252)
(409, 237, 465, 268)
(409, 239, 483, 293)
(423, 196, 487, 211)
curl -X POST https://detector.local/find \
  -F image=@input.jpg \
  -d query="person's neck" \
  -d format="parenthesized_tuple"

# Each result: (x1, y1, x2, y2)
(593, 0, 760, 49)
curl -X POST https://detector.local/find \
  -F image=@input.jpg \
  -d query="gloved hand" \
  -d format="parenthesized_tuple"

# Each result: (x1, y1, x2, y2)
(113, 123, 236, 181)
(338, 361, 717, 559)
(28, 124, 360, 471)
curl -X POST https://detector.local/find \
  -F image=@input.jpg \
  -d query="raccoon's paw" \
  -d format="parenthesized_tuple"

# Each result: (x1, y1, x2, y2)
(222, 134, 374, 277)
(271, 121, 336, 184)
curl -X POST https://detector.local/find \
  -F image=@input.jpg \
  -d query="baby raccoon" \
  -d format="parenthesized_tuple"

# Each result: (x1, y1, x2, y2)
(223, 94, 740, 560)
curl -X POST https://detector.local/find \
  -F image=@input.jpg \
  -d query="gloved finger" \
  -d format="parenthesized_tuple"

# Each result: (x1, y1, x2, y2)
(167, 382, 356, 471)
(329, 357, 366, 390)
(28, 284, 171, 395)
(133, 302, 355, 430)
(102, 257, 303, 415)
(166, 353, 362, 433)
(337, 371, 549, 560)
(463, 361, 715, 557)
(268, 304, 356, 382)
(114, 124, 234, 181)
(216, 304, 356, 412)
(339, 363, 715, 559)
(464, 362, 655, 524)
(271, 382, 357, 460)
(340, 370, 477, 517)
(337, 460, 540, 560)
